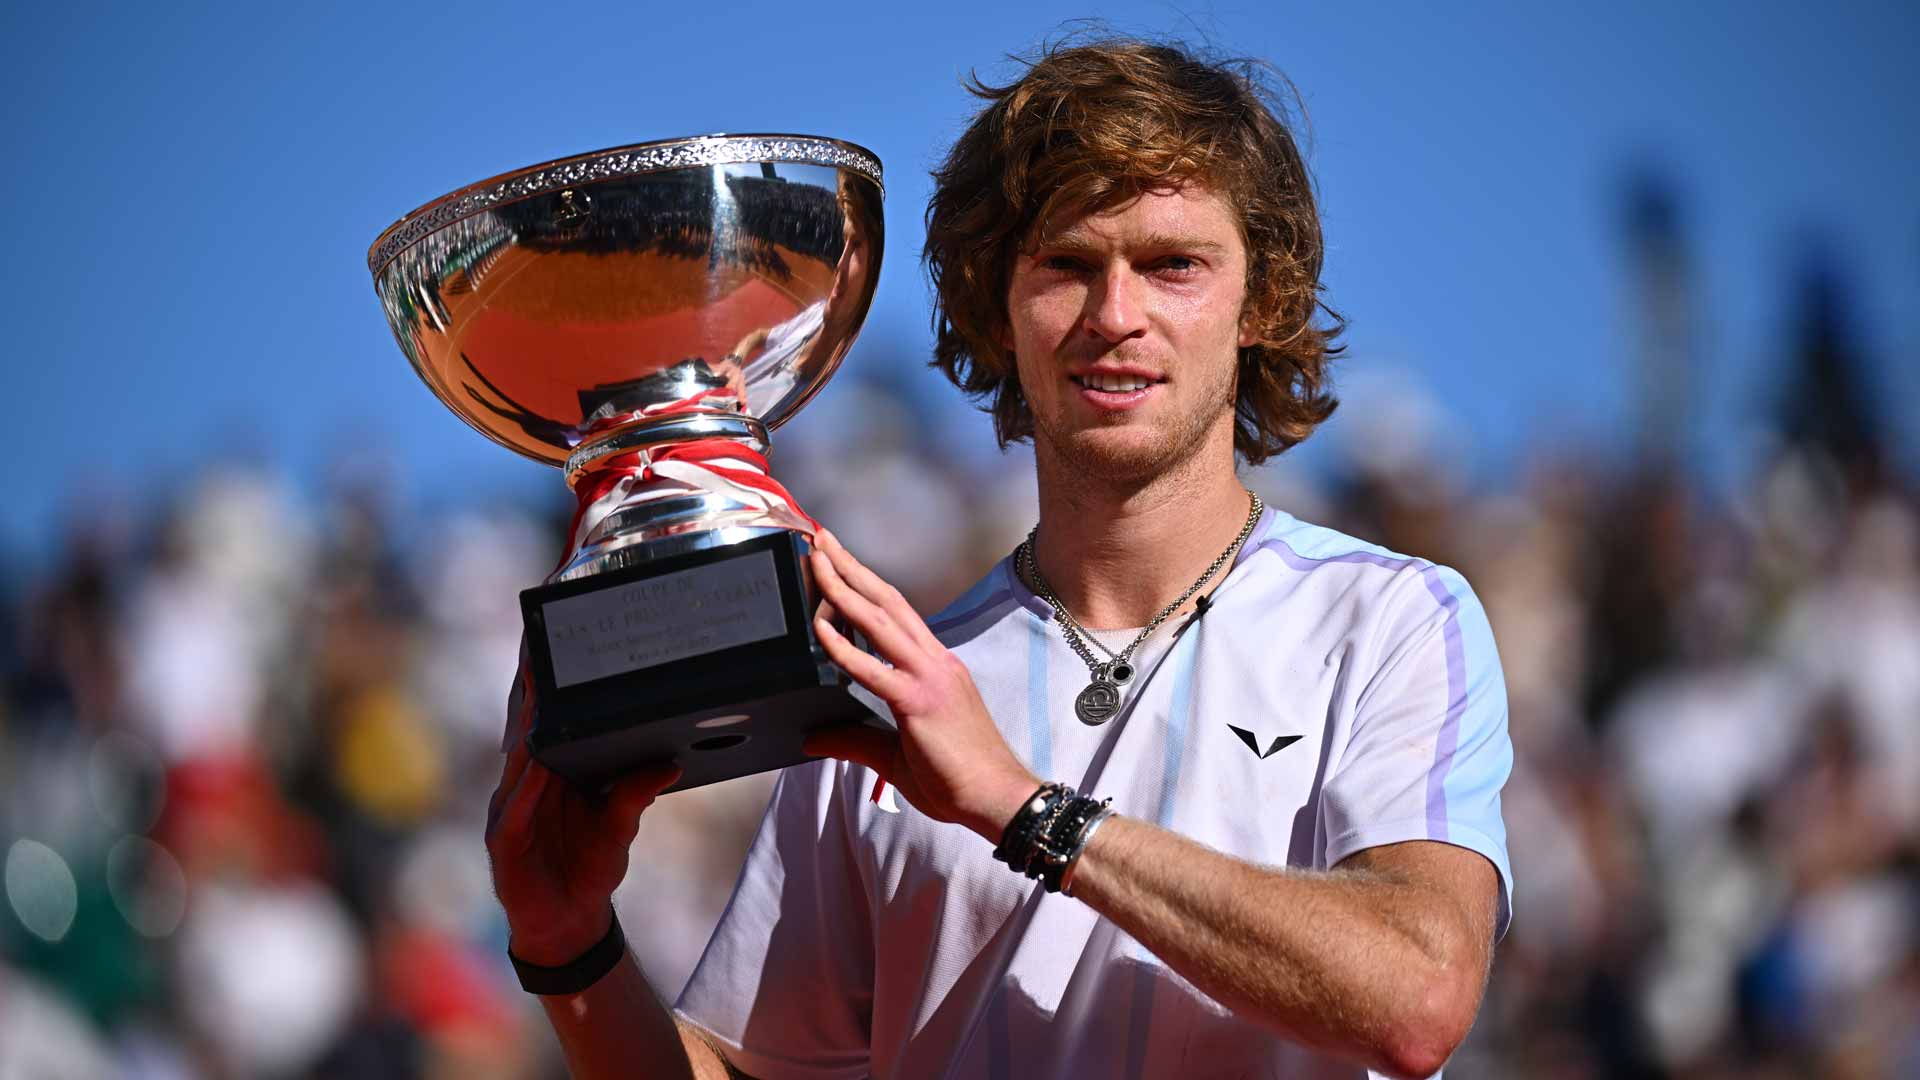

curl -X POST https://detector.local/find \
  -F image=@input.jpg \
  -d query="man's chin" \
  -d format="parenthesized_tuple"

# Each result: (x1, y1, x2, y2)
(1045, 427, 1183, 484)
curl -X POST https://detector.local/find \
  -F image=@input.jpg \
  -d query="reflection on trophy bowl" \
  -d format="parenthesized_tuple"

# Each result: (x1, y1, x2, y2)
(369, 135, 886, 793)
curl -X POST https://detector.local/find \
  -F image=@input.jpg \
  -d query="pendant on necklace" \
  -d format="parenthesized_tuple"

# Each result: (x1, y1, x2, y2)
(1075, 661, 1129, 725)
(1075, 678, 1121, 725)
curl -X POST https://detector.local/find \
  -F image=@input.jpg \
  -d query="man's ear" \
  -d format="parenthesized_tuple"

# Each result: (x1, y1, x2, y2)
(1237, 308, 1260, 350)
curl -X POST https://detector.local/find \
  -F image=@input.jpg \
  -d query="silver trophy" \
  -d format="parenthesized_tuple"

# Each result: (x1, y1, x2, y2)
(368, 135, 884, 791)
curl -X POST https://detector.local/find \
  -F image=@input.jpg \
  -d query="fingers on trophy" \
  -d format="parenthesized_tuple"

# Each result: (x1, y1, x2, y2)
(369, 136, 888, 793)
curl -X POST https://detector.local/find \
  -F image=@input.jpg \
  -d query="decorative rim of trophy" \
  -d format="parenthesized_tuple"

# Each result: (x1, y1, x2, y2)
(366, 133, 884, 275)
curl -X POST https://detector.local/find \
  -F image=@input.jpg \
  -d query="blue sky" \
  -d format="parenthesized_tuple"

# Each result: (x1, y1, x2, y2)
(2, 2, 1916, 555)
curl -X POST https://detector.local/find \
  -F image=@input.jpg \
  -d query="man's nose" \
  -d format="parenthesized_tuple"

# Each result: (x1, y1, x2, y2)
(1081, 265, 1149, 343)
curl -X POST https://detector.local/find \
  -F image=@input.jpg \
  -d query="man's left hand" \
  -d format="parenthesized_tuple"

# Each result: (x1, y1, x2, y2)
(800, 529, 1039, 841)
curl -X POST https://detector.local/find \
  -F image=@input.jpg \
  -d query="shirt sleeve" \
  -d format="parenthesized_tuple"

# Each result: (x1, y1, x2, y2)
(674, 759, 874, 1079)
(1320, 563, 1515, 937)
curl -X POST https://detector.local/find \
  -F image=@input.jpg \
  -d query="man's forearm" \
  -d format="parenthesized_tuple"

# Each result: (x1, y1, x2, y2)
(533, 950, 737, 1080)
(1065, 818, 1494, 1079)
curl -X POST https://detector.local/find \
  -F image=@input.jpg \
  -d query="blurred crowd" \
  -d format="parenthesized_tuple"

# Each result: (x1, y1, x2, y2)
(4, 296, 1918, 1077)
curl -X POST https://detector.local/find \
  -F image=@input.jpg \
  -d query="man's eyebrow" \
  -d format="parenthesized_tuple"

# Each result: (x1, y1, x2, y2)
(1136, 232, 1229, 255)
(1030, 232, 1229, 255)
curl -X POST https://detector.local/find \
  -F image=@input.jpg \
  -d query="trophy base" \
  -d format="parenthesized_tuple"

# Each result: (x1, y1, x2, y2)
(519, 531, 881, 793)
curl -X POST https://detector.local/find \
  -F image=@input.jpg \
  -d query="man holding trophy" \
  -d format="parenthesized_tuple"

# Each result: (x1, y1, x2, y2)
(374, 36, 1512, 1080)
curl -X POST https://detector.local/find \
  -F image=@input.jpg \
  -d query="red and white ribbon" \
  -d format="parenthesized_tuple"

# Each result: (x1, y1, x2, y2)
(563, 440, 817, 566)
(561, 377, 815, 568)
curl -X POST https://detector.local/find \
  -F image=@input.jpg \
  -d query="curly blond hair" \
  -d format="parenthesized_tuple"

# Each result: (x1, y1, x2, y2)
(923, 37, 1343, 464)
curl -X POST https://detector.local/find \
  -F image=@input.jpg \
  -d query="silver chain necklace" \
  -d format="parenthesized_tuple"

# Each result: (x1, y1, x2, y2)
(1019, 491, 1263, 725)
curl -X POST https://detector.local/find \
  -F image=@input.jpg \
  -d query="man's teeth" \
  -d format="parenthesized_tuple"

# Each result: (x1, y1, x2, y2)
(1076, 373, 1152, 392)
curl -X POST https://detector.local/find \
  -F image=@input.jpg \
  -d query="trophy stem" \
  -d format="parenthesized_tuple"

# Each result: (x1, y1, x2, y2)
(550, 416, 813, 584)
(564, 413, 769, 490)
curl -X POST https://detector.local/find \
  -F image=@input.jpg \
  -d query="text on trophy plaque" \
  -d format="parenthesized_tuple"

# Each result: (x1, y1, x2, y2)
(540, 550, 789, 688)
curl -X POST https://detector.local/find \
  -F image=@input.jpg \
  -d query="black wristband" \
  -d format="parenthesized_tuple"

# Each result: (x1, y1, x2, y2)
(509, 911, 626, 996)
(993, 782, 1071, 871)
(1032, 794, 1110, 892)
(1058, 804, 1115, 896)
(992, 783, 1115, 893)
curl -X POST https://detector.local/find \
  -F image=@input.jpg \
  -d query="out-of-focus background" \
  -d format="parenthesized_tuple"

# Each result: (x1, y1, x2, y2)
(4, 2, 1918, 1077)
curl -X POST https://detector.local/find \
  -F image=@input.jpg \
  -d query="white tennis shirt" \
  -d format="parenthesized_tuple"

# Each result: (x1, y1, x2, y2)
(676, 508, 1513, 1079)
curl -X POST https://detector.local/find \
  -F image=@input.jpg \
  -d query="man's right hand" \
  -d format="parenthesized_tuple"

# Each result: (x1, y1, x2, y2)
(486, 655, 683, 966)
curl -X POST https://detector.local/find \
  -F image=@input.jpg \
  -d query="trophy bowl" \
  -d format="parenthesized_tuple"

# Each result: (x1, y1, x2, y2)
(369, 135, 885, 792)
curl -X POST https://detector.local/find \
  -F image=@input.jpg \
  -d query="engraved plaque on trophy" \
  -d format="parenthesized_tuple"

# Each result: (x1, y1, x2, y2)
(367, 135, 885, 792)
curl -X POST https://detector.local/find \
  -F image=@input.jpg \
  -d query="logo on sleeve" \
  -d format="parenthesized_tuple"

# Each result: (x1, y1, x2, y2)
(1227, 725, 1302, 760)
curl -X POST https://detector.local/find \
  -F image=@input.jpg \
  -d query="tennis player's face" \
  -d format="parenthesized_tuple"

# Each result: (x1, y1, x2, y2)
(1004, 184, 1253, 482)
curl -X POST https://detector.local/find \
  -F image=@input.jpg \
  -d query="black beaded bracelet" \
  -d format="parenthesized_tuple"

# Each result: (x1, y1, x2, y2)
(993, 783, 1115, 893)
(1059, 805, 1116, 896)
(1034, 794, 1112, 892)
(993, 782, 1071, 872)
(509, 911, 627, 996)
